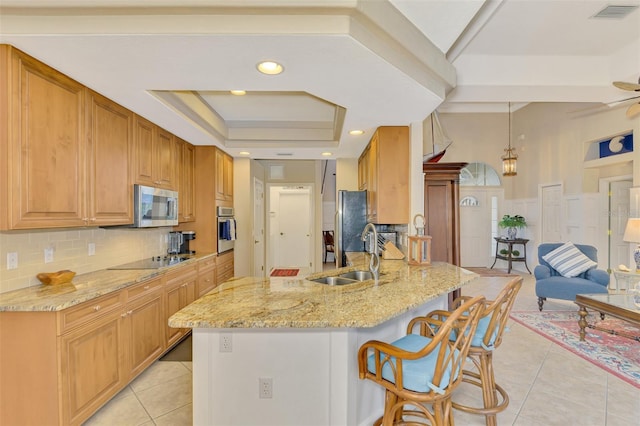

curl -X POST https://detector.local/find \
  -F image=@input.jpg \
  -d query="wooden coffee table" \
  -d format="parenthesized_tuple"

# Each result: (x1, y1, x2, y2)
(575, 293, 640, 341)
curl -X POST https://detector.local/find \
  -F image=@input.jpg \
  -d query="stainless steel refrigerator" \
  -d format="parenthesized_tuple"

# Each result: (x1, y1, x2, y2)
(336, 190, 368, 267)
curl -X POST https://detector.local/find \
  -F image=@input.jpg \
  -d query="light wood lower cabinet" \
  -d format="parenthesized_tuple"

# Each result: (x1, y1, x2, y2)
(217, 250, 234, 284)
(165, 263, 198, 347)
(0, 273, 182, 426)
(123, 280, 165, 378)
(197, 256, 217, 297)
(59, 307, 126, 425)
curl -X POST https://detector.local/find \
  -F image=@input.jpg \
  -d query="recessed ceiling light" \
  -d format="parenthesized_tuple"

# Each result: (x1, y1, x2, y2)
(349, 130, 365, 136)
(230, 90, 246, 96)
(239, 151, 250, 155)
(321, 152, 333, 156)
(257, 61, 284, 75)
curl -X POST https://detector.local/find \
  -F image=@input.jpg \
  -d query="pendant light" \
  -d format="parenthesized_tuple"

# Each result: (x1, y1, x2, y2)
(502, 102, 518, 176)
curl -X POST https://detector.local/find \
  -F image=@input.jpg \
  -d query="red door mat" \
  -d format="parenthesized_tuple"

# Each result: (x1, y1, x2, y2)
(270, 268, 299, 277)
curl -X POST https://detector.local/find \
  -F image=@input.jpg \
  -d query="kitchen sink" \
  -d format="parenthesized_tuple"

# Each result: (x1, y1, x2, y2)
(338, 270, 374, 281)
(309, 276, 358, 285)
(309, 270, 378, 286)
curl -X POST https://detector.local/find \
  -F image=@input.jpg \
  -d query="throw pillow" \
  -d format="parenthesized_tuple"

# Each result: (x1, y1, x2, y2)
(542, 242, 597, 278)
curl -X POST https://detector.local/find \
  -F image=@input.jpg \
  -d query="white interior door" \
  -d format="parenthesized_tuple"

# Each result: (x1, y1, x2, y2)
(609, 179, 632, 270)
(253, 178, 265, 277)
(541, 184, 562, 242)
(460, 189, 494, 267)
(269, 186, 313, 269)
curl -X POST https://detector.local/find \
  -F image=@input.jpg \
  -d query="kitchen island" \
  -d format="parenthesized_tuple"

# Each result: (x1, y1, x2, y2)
(169, 260, 478, 426)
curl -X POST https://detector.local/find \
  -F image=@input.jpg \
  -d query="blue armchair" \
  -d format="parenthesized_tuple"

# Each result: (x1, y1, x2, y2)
(535, 243, 609, 311)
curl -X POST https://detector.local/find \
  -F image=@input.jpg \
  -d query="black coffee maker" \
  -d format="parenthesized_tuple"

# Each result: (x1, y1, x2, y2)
(179, 231, 196, 255)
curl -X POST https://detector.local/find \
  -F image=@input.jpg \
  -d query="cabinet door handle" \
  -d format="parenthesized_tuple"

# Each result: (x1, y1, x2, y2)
(94, 305, 101, 311)
(144, 285, 150, 290)
(121, 312, 128, 318)
(127, 310, 133, 315)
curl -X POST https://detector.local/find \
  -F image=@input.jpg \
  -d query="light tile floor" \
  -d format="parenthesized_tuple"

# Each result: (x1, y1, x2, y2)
(84, 270, 640, 426)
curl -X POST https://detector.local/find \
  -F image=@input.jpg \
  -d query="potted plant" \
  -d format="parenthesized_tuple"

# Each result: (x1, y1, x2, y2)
(498, 214, 527, 239)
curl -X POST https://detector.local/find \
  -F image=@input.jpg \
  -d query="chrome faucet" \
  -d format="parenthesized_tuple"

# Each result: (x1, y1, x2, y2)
(361, 223, 380, 280)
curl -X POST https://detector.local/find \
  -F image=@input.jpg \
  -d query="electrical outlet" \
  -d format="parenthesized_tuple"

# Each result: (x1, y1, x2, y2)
(44, 247, 54, 263)
(88, 243, 96, 256)
(219, 333, 232, 352)
(6, 252, 18, 270)
(259, 377, 273, 399)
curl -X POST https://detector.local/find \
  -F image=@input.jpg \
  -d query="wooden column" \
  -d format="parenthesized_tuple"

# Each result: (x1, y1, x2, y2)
(423, 162, 467, 308)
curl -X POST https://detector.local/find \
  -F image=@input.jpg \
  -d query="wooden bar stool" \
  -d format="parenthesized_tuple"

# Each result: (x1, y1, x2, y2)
(448, 277, 523, 426)
(358, 295, 486, 426)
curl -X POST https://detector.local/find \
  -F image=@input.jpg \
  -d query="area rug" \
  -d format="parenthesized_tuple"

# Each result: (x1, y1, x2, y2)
(510, 310, 640, 388)
(270, 268, 300, 277)
(464, 267, 514, 277)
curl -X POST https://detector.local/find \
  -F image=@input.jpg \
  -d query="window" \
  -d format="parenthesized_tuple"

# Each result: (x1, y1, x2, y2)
(460, 163, 501, 186)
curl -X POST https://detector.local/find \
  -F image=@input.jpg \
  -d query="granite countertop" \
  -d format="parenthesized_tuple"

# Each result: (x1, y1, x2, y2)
(168, 259, 479, 329)
(0, 253, 216, 312)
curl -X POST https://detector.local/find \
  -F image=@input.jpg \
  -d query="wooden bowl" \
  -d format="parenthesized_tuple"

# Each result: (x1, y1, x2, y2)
(37, 270, 76, 285)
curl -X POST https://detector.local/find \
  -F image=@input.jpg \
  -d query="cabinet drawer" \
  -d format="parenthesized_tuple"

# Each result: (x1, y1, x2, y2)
(58, 292, 124, 335)
(125, 277, 163, 301)
(164, 263, 198, 285)
(218, 262, 233, 274)
(198, 257, 216, 271)
(198, 270, 216, 297)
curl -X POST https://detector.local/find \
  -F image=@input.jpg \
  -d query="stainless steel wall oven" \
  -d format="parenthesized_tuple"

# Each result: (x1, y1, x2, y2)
(217, 206, 235, 253)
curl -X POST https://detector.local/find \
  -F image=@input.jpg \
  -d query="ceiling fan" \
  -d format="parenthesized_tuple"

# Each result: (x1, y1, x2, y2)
(612, 77, 640, 118)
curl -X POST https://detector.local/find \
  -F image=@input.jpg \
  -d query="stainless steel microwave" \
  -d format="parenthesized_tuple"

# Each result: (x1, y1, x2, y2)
(133, 184, 179, 227)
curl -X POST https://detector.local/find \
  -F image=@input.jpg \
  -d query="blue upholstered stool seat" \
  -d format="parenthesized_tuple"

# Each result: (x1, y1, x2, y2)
(367, 334, 459, 394)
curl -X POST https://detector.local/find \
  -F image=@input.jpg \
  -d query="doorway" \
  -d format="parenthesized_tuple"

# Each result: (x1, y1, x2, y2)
(253, 177, 265, 277)
(460, 188, 503, 267)
(267, 185, 314, 272)
(540, 183, 563, 243)
(599, 177, 632, 272)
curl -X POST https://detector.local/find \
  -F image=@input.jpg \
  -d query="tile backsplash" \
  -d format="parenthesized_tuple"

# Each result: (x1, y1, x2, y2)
(0, 227, 172, 294)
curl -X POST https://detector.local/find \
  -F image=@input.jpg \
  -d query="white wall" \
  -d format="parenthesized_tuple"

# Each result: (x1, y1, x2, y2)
(0, 227, 171, 293)
(254, 160, 323, 273)
(441, 102, 639, 271)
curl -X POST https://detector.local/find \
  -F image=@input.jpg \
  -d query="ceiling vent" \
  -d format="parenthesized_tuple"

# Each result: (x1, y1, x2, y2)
(592, 5, 638, 19)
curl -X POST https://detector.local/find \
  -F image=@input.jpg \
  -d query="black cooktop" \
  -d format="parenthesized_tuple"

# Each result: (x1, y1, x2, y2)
(108, 255, 191, 270)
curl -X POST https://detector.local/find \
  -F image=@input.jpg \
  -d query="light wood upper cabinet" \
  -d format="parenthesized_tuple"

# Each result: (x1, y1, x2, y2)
(215, 148, 233, 202)
(0, 45, 196, 230)
(1, 45, 86, 229)
(133, 115, 155, 186)
(358, 126, 409, 224)
(358, 145, 369, 191)
(0, 46, 136, 230)
(86, 90, 134, 226)
(177, 138, 196, 223)
(156, 127, 176, 189)
(133, 115, 177, 190)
